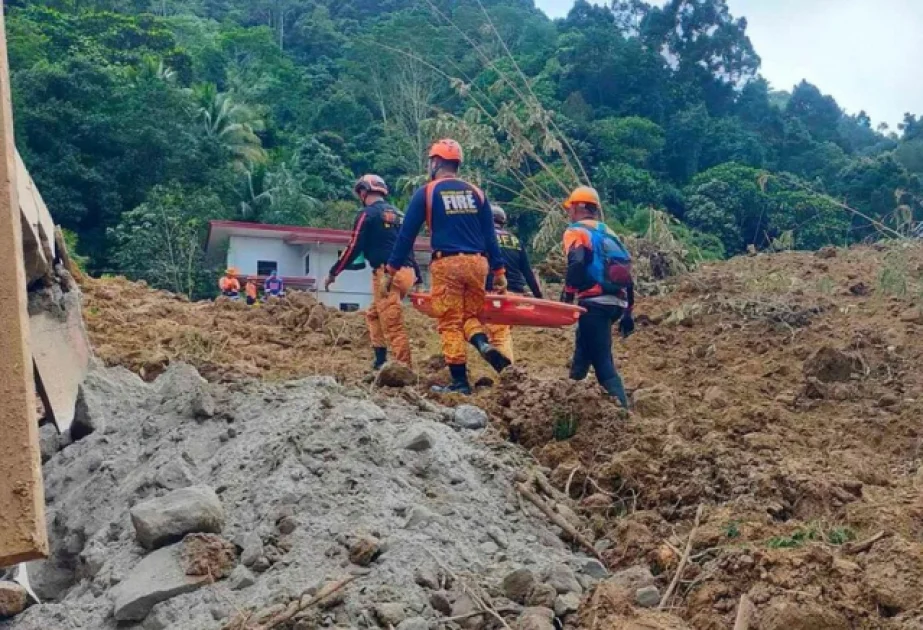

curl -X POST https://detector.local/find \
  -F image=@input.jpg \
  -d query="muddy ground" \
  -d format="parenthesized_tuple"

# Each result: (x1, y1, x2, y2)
(79, 243, 923, 629)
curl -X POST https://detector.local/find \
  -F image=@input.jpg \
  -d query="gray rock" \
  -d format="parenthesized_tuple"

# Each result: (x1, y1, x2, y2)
(450, 593, 483, 629)
(192, 390, 216, 419)
(154, 460, 195, 490)
(554, 592, 581, 617)
(0, 581, 28, 618)
(405, 431, 435, 452)
(479, 541, 500, 555)
(635, 585, 660, 608)
(545, 564, 582, 595)
(414, 565, 440, 590)
(579, 559, 608, 579)
(239, 532, 263, 567)
(526, 584, 557, 608)
(397, 617, 430, 630)
(503, 568, 536, 604)
(227, 566, 256, 591)
(39, 423, 60, 464)
(453, 405, 488, 430)
(111, 543, 211, 621)
(278, 516, 298, 535)
(430, 591, 452, 616)
(606, 566, 655, 592)
(486, 526, 509, 550)
(404, 505, 438, 529)
(130, 486, 225, 550)
(374, 602, 406, 627)
(516, 607, 554, 630)
(376, 362, 418, 388)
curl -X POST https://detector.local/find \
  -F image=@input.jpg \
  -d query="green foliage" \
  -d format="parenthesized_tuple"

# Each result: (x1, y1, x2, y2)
(108, 183, 226, 298)
(723, 521, 741, 540)
(767, 527, 819, 549)
(8, 0, 923, 289)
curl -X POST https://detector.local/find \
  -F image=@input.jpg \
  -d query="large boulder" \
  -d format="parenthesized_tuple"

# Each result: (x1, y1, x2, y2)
(454, 405, 489, 430)
(111, 542, 212, 621)
(130, 486, 224, 550)
(515, 607, 554, 630)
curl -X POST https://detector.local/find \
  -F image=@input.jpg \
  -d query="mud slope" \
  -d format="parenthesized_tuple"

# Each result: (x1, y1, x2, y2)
(80, 243, 923, 629)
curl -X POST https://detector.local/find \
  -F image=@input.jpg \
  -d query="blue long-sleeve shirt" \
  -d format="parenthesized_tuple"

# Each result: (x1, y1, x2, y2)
(387, 178, 505, 272)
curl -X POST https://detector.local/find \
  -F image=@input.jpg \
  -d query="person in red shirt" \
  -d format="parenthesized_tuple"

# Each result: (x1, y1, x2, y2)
(386, 139, 508, 394)
(561, 186, 634, 408)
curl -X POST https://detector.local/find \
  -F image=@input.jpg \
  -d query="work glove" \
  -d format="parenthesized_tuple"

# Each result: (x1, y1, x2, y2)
(619, 312, 635, 339)
(324, 275, 335, 292)
(492, 270, 508, 294)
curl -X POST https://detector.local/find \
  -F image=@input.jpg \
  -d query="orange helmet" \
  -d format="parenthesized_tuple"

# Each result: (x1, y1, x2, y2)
(354, 174, 388, 197)
(225, 267, 239, 276)
(428, 139, 463, 163)
(563, 186, 602, 211)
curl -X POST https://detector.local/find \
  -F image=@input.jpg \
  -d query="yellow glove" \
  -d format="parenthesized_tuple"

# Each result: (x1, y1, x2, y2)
(493, 270, 508, 294)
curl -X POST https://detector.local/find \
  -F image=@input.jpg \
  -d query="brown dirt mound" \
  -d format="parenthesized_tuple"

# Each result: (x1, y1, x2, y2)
(83, 242, 923, 629)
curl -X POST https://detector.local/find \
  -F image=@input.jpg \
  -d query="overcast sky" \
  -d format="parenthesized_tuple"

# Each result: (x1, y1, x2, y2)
(534, 0, 923, 129)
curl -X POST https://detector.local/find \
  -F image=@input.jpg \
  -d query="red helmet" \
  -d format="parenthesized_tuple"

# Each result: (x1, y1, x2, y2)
(428, 139, 463, 163)
(354, 174, 389, 197)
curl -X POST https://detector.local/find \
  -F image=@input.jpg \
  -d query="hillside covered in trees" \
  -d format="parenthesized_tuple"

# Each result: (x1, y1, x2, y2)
(8, 0, 923, 295)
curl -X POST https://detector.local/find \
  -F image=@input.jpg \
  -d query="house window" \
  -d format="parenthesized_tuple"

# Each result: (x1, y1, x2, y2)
(304, 255, 310, 275)
(257, 260, 277, 276)
(339, 303, 359, 313)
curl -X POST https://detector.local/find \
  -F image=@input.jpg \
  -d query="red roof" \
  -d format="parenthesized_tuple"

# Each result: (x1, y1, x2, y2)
(206, 220, 430, 252)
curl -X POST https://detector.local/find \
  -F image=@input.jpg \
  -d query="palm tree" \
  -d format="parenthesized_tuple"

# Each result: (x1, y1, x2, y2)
(191, 84, 266, 168)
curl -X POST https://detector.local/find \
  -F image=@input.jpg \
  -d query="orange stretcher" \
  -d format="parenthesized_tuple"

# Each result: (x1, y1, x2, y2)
(409, 293, 585, 328)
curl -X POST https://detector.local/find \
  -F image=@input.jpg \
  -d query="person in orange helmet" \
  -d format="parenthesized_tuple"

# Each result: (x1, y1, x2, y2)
(561, 186, 633, 408)
(218, 268, 241, 299)
(326, 174, 420, 369)
(485, 205, 543, 363)
(385, 139, 508, 395)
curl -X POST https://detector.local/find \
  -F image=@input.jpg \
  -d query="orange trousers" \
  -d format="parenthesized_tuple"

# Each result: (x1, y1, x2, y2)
(430, 255, 489, 365)
(486, 322, 514, 362)
(368, 266, 414, 366)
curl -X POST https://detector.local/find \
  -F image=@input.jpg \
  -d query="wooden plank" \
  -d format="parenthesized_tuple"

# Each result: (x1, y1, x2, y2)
(0, 1, 48, 567)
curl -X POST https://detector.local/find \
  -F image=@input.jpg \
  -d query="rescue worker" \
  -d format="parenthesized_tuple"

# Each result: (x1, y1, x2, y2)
(325, 174, 418, 369)
(264, 270, 284, 297)
(561, 186, 634, 408)
(218, 268, 240, 299)
(244, 279, 258, 306)
(385, 139, 508, 395)
(485, 206, 543, 362)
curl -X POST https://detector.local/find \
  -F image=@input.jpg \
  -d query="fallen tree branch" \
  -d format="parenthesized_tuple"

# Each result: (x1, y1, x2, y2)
(425, 549, 513, 630)
(659, 504, 705, 609)
(225, 575, 358, 630)
(534, 471, 570, 505)
(515, 481, 605, 563)
(733, 594, 755, 630)
(843, 530, 890, 555)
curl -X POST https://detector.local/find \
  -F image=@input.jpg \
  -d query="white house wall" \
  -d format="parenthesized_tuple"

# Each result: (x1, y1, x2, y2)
(227, 235, 305, 277)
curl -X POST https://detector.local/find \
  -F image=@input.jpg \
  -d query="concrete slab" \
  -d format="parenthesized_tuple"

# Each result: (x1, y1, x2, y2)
(0, 6, 48, 567)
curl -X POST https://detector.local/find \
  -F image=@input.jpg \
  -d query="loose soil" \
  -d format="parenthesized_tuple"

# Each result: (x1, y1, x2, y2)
(80, 242, 923, 629)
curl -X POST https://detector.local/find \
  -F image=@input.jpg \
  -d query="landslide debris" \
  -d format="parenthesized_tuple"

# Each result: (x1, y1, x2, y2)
(3, 363, 605, 630)
(56, 241, 923, 629)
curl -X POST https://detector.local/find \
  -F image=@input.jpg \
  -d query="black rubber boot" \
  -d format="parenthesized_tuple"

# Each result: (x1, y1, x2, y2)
(431, 364, 472, 395)
(372, 347, 388, 370)
(602, 375, 629, 409)
(470, 333, 511, 373)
